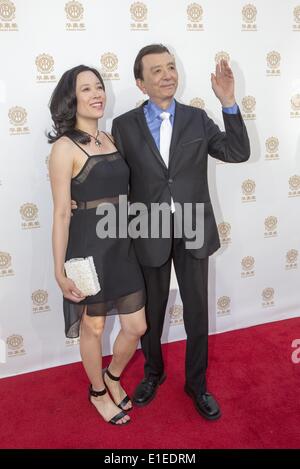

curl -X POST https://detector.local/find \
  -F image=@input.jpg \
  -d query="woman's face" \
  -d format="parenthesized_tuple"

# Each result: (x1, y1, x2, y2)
(75, 70, 106, 120)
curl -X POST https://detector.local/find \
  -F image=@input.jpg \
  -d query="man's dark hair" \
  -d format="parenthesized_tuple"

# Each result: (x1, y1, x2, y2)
(134, 44, 171, 80)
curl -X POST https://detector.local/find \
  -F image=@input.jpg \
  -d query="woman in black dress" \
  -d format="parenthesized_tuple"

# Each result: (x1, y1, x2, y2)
(48, 65, 146, 425)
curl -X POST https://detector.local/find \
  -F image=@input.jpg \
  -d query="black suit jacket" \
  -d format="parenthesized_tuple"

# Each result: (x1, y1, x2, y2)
(112, 100, 250, 267)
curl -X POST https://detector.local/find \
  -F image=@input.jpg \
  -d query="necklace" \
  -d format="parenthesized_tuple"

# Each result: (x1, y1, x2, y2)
(78, 129, 101, 146)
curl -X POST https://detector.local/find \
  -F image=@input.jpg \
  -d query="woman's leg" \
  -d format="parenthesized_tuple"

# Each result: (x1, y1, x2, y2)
(105, 307, 147, 409)
(80, 308, 130, 424)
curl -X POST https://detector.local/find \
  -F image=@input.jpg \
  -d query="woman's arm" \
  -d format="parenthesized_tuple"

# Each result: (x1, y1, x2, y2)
(49, 139, 85, 302)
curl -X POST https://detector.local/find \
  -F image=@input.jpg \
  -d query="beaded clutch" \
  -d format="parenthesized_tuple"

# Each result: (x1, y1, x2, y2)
(64, 256, 101, 296)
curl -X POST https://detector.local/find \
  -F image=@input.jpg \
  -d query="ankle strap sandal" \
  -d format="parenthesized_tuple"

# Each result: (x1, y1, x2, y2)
(103, 368, 132, 411)
(88, 384, 130, 425)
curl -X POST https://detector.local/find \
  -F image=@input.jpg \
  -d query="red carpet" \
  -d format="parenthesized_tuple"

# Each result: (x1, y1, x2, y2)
(0, 317, 299, 449)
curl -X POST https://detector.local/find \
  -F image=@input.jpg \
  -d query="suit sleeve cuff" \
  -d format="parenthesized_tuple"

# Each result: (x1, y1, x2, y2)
(222, 103, 238, 114)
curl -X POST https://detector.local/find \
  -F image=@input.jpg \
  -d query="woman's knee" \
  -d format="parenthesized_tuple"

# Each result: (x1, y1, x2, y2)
(81, 315, 105, 338)
(124, 320, 147, 338)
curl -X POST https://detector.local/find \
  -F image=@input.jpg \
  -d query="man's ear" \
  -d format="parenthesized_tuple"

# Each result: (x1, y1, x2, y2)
(136, 78, 147, 95)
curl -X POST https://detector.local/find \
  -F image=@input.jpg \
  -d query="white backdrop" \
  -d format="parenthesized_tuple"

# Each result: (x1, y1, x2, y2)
(1, 0, 300, 378)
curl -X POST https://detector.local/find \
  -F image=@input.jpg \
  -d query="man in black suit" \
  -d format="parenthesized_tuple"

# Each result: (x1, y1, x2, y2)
(112, 43, 249, 420)
(111, 44, 250, 420)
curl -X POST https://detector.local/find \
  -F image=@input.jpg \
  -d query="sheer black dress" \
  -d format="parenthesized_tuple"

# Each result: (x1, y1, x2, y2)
(63, 135, 145, 338)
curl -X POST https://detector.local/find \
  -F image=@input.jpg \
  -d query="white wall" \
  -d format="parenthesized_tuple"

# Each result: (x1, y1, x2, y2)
(0, 0, 300, 378)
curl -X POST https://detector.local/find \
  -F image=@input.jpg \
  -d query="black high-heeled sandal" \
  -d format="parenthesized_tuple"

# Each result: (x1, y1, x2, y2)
(88, 385, 130, 425)
(103, 368, 133, 411)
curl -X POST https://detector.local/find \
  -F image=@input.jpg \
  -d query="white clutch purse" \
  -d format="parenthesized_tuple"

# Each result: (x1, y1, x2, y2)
(64, 256, 101, 296)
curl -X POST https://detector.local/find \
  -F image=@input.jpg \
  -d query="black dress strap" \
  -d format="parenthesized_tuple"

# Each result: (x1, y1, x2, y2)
(102, 132, 115, 145)
(68, 136, 90, 157)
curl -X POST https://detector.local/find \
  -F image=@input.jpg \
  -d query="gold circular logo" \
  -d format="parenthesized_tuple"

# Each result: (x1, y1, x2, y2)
(215, 51, 230, 64)
(190, 97, 205, 109)
(294, 6, 300, 23)
(266, 51, 280, 69)
(35, 54, 54, 74)
(169, 305, 183, 319)
(218, 222, 231, 237)
(289, 175, 300, 190)
(187, 3, 203, 22)
(262, 287, 274, 301)
(32, 290, 48, 306)
(101, 53, 118, 72)
(242, 4, 257, 23)
(7, 334, 23, 350)
(0, 0, 15, 21)
(65, 0, 83, 20)
(286, 249, 298, 263)
(242, 96, 256, 113)
(291, 94, 300, 111)
(0, 251, 11, 268)
(8, 106, 27, 126)
(217, 296, 230, 310)
(265, 137, 279, 153)
(242, 179, 256, 195)
(265, 216, 277, 231)
(20, 203, 38, 221)
(130, 2, 147, 21)
(241, 256, 255, 271)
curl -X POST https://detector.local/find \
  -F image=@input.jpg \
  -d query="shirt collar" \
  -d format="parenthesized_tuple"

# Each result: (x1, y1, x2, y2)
(146, 99, 176, 123)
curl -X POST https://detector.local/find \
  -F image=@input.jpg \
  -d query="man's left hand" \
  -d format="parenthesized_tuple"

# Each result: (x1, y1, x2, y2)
(211, 59, 236, 107)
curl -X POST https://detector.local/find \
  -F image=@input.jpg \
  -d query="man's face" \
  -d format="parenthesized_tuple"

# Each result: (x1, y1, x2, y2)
(136, 52, 178, 106)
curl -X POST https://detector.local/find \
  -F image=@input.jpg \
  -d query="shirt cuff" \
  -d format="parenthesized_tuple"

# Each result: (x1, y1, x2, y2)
(222, 103, 238, 114)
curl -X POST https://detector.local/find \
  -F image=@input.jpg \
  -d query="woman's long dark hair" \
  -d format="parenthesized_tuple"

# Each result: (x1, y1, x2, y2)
(47, 65, 105, 144)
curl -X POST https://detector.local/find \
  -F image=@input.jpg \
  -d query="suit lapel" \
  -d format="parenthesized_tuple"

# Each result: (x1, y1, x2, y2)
(136, 102, 167, 169)
(169, 101, 189, 163)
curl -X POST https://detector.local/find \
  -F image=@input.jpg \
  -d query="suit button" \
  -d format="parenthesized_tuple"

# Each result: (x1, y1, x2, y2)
(168, 178, 173, 184)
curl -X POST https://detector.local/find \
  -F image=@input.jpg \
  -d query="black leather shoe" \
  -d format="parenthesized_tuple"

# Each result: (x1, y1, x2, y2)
(133, 374, 166, 406)
(184, 385, 221, 420)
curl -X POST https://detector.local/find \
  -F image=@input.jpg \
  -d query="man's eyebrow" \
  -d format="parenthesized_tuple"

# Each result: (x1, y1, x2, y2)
(150, 61, 175, 71)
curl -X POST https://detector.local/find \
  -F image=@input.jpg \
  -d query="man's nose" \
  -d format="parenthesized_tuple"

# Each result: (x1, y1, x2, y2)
(163, 69, 172, 80)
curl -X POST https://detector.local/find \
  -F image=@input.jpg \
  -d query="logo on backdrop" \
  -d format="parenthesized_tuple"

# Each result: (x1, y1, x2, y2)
(215, 51, 230, 65)
(266, 51, 281, 76)
(186, 3, 203, 31)
(242, 96, 256, 120)
(262, 287, 275, 308)
(8, 106, 30, 135)
(241, 3, 257, 31)
(290, 94, 300, 118)
(6, 334, 26, 357)
(241, 179, 256, 203)
(20, 203, 40, 230)
(286, 249, 298, 270)
(293, 5, 300, 30)
(100, 52, 120, 80)
(265, 137, 279, 160)
(189, 97, 205, 109)
(130, 2, 148, 31)
(288, 175, 300, 197)
(217, 296, 231, 317)
(65, 338, 80, 347)
(35, 54, 56, 83)
(169, 304, 184, 326)
(32, 290, 51, 314)
(218, 222, 231, 245)
(0, 251, 14, 277)
(241, 256, 255, 278)
(65, 0, 85, 31)
(264, 216, 278, 238)
(0, 0, 18, 31)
